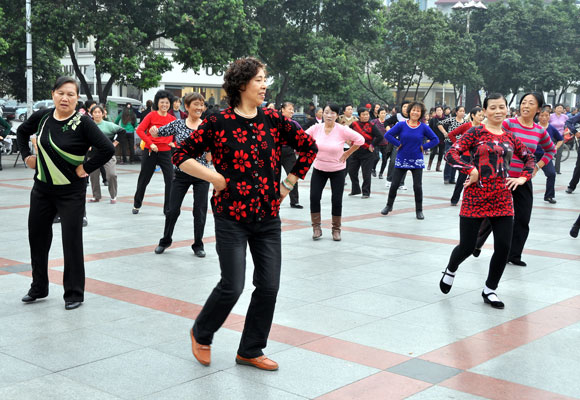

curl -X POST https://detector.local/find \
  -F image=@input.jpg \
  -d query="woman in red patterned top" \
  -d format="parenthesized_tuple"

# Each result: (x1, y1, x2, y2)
(439, 93, 535, 309)
(173, 57, 317, 371)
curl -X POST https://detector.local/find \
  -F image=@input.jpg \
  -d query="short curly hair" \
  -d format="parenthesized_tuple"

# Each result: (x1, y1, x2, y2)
(223, 57, 265, 109)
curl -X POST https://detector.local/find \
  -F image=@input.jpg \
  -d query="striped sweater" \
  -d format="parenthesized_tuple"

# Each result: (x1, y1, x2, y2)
(501, 118, 556, 178)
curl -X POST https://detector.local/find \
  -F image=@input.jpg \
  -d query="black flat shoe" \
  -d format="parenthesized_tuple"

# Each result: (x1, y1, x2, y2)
(416, 211, 424, 220)
(348, 191, 361, 196)
(380, 205, 393, 215)
(472, 248, 481, 258)
(21, 294, 47, 303)
(566, 188, 574, 194)
(194, 249, 206, 258)
(544, 198, 557, 204)
(439, 270, 455, 294)
(508, 259, 527, 267)
(290, 203, 304, 209)
(155, 245, 167, 254)
(132, 208, 140, 214)
(450, 201, 458, 206)
(65, 301, 83, 310)
(482, 291, 504, 309)
(571, 224, 580, 238)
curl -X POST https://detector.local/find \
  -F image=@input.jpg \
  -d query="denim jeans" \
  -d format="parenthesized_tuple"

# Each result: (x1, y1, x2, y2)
(193, 216, 281, 358)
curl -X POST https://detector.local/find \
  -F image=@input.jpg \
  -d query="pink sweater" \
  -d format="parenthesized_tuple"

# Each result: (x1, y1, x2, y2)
(306, 123, 364, 172)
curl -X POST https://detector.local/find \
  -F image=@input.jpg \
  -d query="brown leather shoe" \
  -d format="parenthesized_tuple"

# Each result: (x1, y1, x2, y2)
(190, 328, 211, 366)
(235, 354, 279, 371)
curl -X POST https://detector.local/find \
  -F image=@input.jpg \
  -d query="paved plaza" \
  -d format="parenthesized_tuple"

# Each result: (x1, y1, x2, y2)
(0, 150, 579, 400)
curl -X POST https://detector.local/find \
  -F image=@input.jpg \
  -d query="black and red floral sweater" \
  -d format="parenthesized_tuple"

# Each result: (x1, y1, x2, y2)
(445, 125, 535, 218)
(349, 121, 383, 151)
(173, 107, 318, 223)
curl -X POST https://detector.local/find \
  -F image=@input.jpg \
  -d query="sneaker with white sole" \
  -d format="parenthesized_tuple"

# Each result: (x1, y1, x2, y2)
(398, 185, 407, 191)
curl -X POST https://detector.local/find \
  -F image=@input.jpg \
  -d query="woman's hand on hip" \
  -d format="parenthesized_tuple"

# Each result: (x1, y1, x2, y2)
(506, 176, 527, 191)
(464, 168, 479, 188)
(211, 173, 227, 195)
(76, 164, 88, 178)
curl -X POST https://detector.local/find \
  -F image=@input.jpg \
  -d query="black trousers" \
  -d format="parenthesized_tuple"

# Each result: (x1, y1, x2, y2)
(280, 146, 299, 205)
(28, 181, 86, 302)
(193, 216, 281, 358)
(159, 170, 209, 250)
(372, 144, 392, 175)
(450, 173, 468, 204)
(447, 216, 513, 290)
(475, 181, 533, 262)
(568, 145, 580, 191)
(386, 147, 406, 185)
(348, 148, 375, 196)
(133, 150, 173, 214)
(387, 168, 423, 211)
(428, 141, 445, 166)
(310, 167, 346, 216)
(443, 141, 457, 182)
(118, 131, 136, 163)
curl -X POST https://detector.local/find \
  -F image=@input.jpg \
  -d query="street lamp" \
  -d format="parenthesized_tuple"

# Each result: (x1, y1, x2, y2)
(452, 0, 487, 106)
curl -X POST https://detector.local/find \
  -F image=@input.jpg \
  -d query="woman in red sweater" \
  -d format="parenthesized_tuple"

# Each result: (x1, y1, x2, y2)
(132, 90, 176, 215)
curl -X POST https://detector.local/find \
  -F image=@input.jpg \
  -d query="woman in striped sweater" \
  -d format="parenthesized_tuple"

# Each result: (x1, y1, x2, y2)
(474, 92, 556, 266)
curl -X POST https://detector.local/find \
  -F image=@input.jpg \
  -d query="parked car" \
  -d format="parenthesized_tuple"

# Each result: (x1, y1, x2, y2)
(16, 107, 29, 121)
(293, 113, 309, 127)
(1, 100, 26, 120)
(33, 100, 54, 111)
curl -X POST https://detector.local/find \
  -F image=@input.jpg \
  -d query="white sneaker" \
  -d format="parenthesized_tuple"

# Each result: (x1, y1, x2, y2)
(385, 182, 391, 188)
(398, 185, 408, 191)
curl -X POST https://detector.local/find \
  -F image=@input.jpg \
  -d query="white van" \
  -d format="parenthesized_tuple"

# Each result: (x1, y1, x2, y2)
(79, 95, 142, 121)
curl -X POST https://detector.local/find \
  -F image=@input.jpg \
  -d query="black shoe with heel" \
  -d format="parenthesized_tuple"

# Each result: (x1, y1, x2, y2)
(482, 291, 504, 309)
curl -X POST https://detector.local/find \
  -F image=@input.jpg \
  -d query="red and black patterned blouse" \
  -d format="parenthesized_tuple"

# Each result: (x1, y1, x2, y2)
(349, 121, 383, 150)
(445, 125, 535, 218)
(172, 107, 318, 223)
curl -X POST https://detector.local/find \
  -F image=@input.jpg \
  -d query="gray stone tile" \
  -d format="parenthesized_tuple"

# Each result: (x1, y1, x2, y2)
(227, 347, 378, 399)
(387, 358, 462, 384)
(0, 374, 122, 400)
(60, 348, 214, 399)
(0, 353, 51, 388)
(334, 318, 467, 357)
(273, 303, 379, 336)
(471, 347, 580, 399)
(406, 385, 488, 400)
(318, 290, 428, 318)
(1, 264, 31, 273)
(0, 328, 140, 372)
(369, 278, 471, 303)
(277, 278, 357, 303)
(144, 371, 307, 400)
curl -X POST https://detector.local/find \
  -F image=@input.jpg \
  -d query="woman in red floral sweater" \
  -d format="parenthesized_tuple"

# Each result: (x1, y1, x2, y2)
(173, 57, 317, 371)
(439, 93, 535, 309)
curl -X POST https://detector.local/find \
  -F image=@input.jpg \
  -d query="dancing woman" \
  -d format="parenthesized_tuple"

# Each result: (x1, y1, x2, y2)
(173, 57, 317, 371)
(380, 101, 439, 219)
(536, 106, 563, 204)
(439, 106, 467, 184)
(306, 103, 364, 241)
(474, 92, 556, 266)
(154, 92, 210, 257)
(440, 93, 535, 309)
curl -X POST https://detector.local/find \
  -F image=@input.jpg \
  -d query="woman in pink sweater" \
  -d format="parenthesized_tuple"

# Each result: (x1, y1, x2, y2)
(306, 103, 364, 241)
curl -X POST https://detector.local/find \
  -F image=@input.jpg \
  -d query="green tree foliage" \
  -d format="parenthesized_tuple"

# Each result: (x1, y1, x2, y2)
(256, 0, 382, 106)
(0, 2, 64, 100)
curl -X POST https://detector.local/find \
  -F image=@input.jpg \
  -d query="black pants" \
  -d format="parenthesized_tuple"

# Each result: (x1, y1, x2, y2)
(451, 172, 468, 204)
(443, 141, 457, 182)
(387, 168, 423, 211)
(28, 181, 86, 302)
(193, 216, 281, 358)
(310, 167, 346, 216)
(386, 147, 406, 185)
(159, 170, 209, 250)
(568, 145, 580, 191)
(554, 145, 563, 173)
(133, 150, 173, 214)
(428, 141, 445, 166)
(280, 146, 299, 205)
(118, 131, 136, 163)
(447, 216, 513, 290)
(476, 181, 533, 262)
(348, 148, 374, 196)
(372, 144, 391, 175)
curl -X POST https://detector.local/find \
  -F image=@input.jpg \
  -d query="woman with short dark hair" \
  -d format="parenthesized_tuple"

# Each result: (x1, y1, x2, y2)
(173, 57, 317, 371)
(16, 76, 114, 310)
(132, 89, 176, 215)
(279, 101, 303, 209)
(154, 92, 210, 257)
(381, 101, 439, 219)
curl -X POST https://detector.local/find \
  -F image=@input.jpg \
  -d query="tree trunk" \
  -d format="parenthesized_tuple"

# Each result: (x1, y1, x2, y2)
(275, 73, 290, 107)
(421, 80, 436, 103)
(100, 77, 115, 105)
(413, 71, 423, 100)
(67, 43, 92, 100)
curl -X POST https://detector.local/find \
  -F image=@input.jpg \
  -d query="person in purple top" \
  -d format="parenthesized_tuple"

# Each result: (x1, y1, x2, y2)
(380, 101, 439, 220)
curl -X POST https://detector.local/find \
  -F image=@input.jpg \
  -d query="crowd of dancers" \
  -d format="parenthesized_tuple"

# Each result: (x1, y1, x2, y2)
(13, 57, 580, 371)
